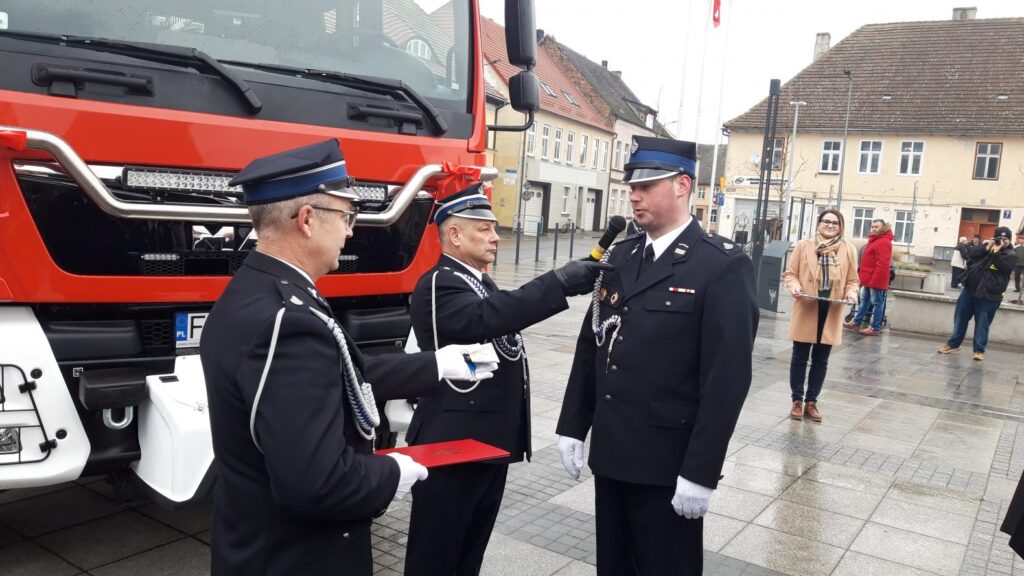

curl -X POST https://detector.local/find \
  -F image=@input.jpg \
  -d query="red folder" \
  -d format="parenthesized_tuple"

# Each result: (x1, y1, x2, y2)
(377, 439, 509, 468)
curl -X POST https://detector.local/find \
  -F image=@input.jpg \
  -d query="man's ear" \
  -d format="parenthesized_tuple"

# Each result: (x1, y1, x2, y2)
(445, 222, 461, 247)
(295, 204, 315, 237)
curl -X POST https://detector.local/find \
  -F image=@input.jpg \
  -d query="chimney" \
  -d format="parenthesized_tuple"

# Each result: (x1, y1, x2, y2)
(536, 29, 545, 43)
(952, 7, 977, 20)
(813, 33, 831, 62)
(612, 71, 622, 77)
(601, 60, 608, 68)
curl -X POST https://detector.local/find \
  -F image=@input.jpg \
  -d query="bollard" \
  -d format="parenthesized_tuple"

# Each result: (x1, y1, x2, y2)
(552, 227, 559, 265)
(569, 224, 575, 259)
(514, 221, 522, 264)
(534, 220, 543, 262)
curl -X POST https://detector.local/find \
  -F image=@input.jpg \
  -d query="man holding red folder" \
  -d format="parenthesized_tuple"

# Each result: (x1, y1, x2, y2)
(404, 184, 610, 576)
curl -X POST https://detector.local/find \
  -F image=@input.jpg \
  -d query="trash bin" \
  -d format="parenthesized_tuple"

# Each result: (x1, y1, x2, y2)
(758, 240, 792, 312)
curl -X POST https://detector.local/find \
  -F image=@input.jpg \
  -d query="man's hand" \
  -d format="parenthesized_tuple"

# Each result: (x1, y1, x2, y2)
(554, 260, 615, 296)
(557, 436, 586, 480)
(386, 452, 428, 501)
(671, 476, 714, 519)
(434, 344, 498, 381)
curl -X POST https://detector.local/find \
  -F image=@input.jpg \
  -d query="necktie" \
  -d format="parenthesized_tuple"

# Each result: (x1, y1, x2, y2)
(638, 243, 655, 278)
(481, 272, 499, 292)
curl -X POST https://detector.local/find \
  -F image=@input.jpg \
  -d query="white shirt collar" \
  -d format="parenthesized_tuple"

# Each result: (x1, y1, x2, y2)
(645, 217, 693, 260)
(445, 253, 483, 281)
(263, 252, 315, 286)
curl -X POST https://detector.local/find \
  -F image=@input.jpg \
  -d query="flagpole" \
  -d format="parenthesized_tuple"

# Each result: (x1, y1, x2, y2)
(708, 0, 731, 233)
(675, 0, 695, 139)
(693, 0, 711, 206)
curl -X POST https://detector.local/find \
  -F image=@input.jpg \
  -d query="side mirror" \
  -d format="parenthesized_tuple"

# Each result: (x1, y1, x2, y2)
(508, 71, 539, 114)
(488, 71, 537, 132)
(505, 0, 536, 68)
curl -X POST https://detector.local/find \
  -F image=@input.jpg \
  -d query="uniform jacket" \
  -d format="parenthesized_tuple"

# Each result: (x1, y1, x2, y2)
(407, 254, 569, 462)
(783, 238, 859, 346)
(556, 222, 758, 489)
(202, 250, 440, 576)
(859, 227, 894, 289)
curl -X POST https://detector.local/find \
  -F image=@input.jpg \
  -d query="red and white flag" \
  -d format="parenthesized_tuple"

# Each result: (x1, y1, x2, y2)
(712, 0, 721, 27)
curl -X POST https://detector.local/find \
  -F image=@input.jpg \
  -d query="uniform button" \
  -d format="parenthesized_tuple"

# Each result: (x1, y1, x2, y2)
(616, 336, 624, 342)
(469, 400, 475, 405)
(610, 365, 618, 372)
(604, 394, 612, 402)
(280, 279, 289, 285)
(342, 532, 350, 539)
(623, 306, 630, 314)
(665, 301, 672, 306)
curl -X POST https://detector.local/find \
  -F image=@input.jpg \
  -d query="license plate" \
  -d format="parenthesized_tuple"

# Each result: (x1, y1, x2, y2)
(175, 312, 208, 349)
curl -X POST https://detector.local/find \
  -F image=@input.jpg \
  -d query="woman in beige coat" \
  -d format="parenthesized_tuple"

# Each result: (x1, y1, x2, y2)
(782, 209, 859, 422)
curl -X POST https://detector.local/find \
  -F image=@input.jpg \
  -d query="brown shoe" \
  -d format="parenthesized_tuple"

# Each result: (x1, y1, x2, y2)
(790, 400, 803, 420)
(804, 402, 822, 423)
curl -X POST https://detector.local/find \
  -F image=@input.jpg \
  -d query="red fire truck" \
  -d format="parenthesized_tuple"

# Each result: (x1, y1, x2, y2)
(0, 0, 537, 505)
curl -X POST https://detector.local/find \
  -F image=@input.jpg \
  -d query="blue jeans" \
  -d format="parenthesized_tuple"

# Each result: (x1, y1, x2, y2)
(947, 290, 1000, 353)
(853, 287, 887, 331)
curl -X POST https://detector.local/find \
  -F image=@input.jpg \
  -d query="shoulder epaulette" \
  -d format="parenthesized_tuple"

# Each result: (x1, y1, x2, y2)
(701, 232, 742, 255)
(275, 278, 318, 309)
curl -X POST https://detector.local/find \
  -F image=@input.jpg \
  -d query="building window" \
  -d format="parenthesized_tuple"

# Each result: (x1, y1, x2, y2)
(579, 135, 589, 165)
(899, 141, 924, 175)
(561, 186, 571, 215)
(406, 39, 433, 61)
(600, 140, 609, 171)
(974, 142, 1001, 180)
(852, 207, 874, 238)
(820, 140, 841, 173)
(698, 187, 706, 200)
(553, 128, 563, 162)
(526, 123, 536, 156)
(540, 125, 550, 159)
(614, 141, 622, 170)
(710, 209, 718, 224)
(541, 82, 557, 97)
(562, 91, 579, 106)
(894, 210, 914, 244)
(695, 207, 704, 222)
(566, 132, 575, 165)
(593, 140, 600, 169)
(859, 140, 882, 174)
(611, 189, 619, 216)
(771, 137, 786, 170)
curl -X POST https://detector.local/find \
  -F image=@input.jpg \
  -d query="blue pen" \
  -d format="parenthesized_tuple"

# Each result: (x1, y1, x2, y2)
(463, 353, 477, 380)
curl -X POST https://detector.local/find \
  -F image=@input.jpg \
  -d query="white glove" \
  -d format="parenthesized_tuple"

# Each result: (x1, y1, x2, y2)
(386, 452, 428, 501)
(671, 476, 714, 519)
(434, 344, 498, 381)
(558, 436, 585, 480)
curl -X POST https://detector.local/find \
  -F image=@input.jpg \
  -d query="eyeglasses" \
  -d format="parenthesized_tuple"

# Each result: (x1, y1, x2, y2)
(819, 220, 840, 227)
(293, 205, 358, 228)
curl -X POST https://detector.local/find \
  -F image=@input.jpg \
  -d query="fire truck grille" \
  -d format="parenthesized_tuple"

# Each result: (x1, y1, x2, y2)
(140, 319, 174, 350)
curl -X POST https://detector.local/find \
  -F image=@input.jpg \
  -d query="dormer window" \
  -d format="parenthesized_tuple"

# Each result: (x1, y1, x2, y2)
(406, 39, 433, 61)
(541, 82, 557, 97)
(563, 91, 579, 106)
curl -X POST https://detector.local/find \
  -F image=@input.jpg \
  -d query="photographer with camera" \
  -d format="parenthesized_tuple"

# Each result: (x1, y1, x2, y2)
(938, 226, 1019, 361)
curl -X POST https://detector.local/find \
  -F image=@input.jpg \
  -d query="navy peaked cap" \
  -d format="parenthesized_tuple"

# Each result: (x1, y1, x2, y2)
(228, 139, 360, 206)
(623, 136, 697, 184)
(434, 183, 496, 224)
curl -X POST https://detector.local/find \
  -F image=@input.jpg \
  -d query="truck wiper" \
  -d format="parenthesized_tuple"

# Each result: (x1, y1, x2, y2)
(224, 61, 447, 134)
(0, 30, 261, 114)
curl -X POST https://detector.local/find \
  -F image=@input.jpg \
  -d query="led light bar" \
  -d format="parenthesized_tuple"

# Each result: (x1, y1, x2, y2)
(140, 253, 181, 261)
(352, 184, 389, 203)
(123, 167, 242, 195)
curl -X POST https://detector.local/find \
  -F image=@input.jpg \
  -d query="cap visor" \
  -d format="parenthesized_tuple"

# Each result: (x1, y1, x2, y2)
(447, 208, 497, 222)
(624, 168, 679, 184)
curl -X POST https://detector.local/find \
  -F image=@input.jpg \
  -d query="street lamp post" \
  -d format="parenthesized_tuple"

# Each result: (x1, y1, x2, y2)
(836, 69, 853, 209)
(783, 101, 806, 240)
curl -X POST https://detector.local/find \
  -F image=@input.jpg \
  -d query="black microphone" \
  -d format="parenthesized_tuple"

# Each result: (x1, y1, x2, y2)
(588, 216, 627, 261)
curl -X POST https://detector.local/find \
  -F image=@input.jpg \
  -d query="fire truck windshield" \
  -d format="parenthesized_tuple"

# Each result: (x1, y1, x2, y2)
(0, 0, 471, 112)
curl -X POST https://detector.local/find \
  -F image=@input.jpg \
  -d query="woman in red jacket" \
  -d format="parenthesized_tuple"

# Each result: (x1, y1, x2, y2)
(846, 220, 893, 335)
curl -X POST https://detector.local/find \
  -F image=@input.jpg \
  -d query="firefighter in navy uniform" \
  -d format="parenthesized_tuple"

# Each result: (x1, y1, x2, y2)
(556, 136, 759, 576)
(404, 184, 611, 576)
(201, 140, 493, 576)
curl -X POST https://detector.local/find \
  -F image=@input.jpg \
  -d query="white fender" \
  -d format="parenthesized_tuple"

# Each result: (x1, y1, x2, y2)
(0, 307, 91, 488)
(132, 354, 213, 503)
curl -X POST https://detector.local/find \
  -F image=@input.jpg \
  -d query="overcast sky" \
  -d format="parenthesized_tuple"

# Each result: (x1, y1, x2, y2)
(474, 0, 1023, 144)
